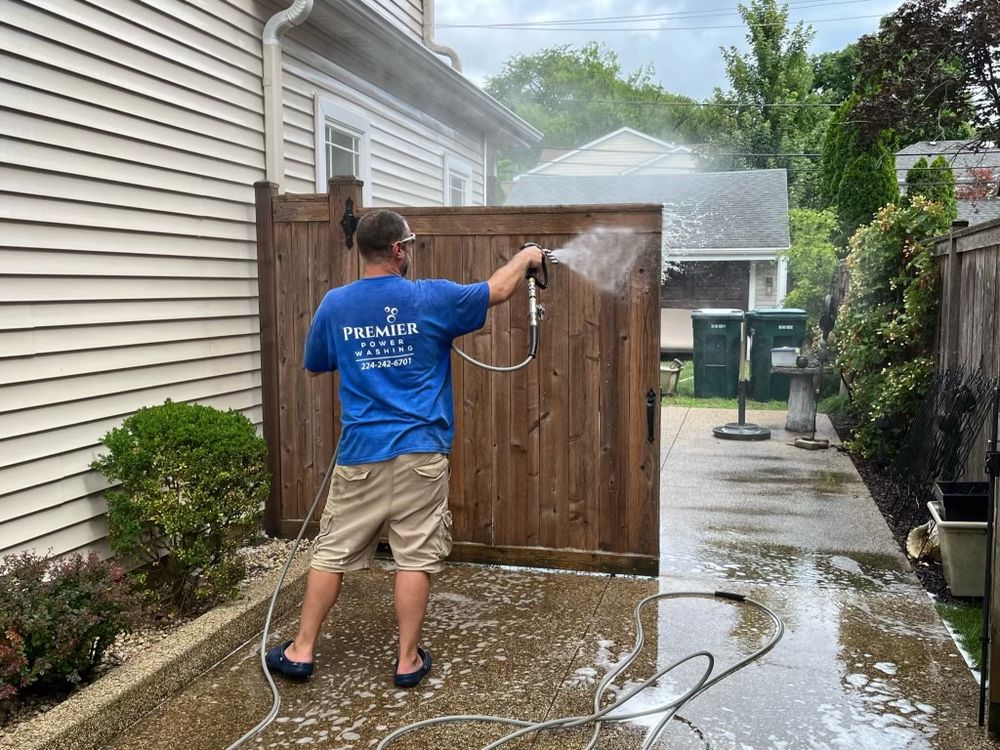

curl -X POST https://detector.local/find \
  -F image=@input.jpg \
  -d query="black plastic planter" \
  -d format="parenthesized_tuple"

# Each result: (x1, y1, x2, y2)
(933, 481, 990, 522)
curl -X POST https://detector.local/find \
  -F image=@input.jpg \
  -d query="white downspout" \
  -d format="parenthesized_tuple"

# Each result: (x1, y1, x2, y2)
(423, 0, 462, 72)
(263, 0, 315, 187)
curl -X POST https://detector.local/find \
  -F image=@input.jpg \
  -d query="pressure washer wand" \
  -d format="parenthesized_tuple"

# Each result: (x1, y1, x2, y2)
(451, 242, 554, 372)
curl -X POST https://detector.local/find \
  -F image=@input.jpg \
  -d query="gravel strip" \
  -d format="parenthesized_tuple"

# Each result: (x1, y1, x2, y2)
(0, 536, 312, 737)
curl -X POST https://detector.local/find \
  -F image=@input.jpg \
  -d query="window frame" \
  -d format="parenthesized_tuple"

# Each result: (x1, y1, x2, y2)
(314, 96, 372, 204)
(443, 153, 475, 207)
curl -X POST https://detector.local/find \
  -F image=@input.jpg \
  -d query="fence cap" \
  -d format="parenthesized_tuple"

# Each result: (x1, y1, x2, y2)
(690, 308, 744, 319)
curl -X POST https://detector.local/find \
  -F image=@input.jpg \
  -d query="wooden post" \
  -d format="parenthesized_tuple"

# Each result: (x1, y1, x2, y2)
(254, 181, 282, 536)
(945, 220, 969, 371)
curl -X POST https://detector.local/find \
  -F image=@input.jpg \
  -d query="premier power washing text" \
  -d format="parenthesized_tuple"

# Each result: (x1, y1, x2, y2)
(343, 322, 418, 368)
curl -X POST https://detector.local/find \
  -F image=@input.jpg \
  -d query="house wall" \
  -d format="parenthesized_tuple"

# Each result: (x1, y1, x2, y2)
(536, 131, 686, 176)
(0, 0, 482, 561)
(280, 34, 486, 206)
(371, 0, 423, 40)
(661, 262, 750, 310)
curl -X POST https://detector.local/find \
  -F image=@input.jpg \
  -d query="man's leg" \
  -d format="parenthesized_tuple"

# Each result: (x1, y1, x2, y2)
(394, 570, 430, 674)
(284, 568, 343, 663)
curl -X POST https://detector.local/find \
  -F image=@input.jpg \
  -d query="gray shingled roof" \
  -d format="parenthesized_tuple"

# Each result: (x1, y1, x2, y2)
(896, 140, 1000, 180)
(505, 170, 790, 249)
(958, 199, 1000, 225)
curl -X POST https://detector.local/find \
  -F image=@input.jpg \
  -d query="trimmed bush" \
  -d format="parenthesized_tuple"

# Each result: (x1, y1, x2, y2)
(0, 552, 133, 701)
(91, 400, 269, 612)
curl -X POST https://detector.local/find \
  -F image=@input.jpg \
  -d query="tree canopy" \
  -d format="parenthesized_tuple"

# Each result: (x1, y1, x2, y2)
(702, 0, 833, 208)
(483, 43, 717, 178)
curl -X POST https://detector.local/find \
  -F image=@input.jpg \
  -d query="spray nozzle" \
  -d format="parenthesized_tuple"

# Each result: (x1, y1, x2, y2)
(521, 242, 552, 289)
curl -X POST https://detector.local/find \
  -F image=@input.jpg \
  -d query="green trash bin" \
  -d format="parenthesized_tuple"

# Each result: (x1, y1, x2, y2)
(746, 308, 807, 401)
(690, 309, 744, 398)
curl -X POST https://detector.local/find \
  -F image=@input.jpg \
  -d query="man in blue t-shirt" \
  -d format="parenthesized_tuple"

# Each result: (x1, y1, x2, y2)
(266, 208, 545, 688)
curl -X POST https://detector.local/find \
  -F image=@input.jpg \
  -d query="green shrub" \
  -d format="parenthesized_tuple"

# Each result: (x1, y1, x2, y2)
(91, 400, 269, 612)
(836, 197, 944, 457)
(0, 552, 133, 701)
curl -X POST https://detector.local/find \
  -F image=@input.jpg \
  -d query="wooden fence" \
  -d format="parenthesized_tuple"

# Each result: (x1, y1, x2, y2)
(254, 177, 663, 575)
(932, 218, 1000, 479)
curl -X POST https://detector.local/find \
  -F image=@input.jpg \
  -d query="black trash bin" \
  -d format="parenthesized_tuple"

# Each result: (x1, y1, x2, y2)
(746, 308, 807, 401)
(690, 309, 744, 398)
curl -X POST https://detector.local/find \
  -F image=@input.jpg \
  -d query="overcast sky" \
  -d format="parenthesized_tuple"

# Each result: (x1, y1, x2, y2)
(434, 0, 904, 99)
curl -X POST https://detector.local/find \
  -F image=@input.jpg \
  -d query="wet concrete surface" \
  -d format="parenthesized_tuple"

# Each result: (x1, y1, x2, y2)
(104, 408, 997, 749)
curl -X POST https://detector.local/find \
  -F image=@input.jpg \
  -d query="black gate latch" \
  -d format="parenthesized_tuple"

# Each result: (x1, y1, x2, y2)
(340, 197, 360, 249)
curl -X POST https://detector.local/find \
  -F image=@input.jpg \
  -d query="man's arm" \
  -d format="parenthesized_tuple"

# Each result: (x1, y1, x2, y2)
(487, 245, 546, 307)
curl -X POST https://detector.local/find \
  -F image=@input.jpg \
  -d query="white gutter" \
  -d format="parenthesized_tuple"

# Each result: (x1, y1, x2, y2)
(263, 0, 315, 187)
(423, 0, 462, 72)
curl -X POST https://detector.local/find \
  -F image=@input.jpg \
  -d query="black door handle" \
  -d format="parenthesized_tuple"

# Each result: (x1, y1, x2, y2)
(646, 388, 656, 443)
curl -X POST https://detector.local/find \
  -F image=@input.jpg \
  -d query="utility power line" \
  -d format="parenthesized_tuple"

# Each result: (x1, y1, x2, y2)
(454, 0, 877, 28)
(441, 12, 885, 32)
(508, 98, 842, 108)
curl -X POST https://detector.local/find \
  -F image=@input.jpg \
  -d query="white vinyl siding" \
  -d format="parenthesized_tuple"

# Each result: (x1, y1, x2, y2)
(282, 37, 486, 207)
(0, 0, 268, 559)
(369, 0, 423, 42)
(532, 129, 697, 177)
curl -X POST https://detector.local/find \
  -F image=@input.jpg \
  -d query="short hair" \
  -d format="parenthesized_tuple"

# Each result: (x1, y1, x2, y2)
(356, 209, 407, 262)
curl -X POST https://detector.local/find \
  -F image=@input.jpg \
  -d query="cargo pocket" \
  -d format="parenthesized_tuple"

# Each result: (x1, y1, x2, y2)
(433, 505, 453, 559)
(334, 464, 373, 483)
(409, 453, 449, 481)
(325, 463, 374, 534)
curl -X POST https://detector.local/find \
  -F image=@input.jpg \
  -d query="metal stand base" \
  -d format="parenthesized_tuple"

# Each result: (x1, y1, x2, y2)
(714, 379, 771, 441)
(794, 437, 830, 450)
(714, 422, 772, 440)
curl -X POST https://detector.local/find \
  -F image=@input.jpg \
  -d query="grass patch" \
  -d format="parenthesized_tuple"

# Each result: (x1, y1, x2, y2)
(817, 393, 848, 415)
(936, 601, 983, 668)
(661, 358, 787, 410)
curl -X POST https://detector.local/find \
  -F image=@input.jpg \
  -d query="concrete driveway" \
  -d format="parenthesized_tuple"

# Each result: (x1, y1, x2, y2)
(103, 408, 996, 750)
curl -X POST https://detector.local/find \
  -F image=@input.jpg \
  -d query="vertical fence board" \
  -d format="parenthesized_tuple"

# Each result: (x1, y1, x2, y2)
(539, 234, 571, 550)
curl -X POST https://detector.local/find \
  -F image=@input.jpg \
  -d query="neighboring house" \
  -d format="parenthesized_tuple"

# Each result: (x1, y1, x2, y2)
(0, 0, 540, 560)
(896, 140, 1000, 226)
(523, 127, 698, 178)
(506, 169, 790, 354)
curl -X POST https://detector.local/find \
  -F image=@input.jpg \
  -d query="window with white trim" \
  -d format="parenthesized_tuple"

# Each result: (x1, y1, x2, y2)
(443, 153, 474, 206)
(314, 96, 371, 203)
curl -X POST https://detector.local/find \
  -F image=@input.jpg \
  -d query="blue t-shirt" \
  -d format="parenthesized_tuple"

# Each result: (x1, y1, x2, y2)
(303, 275, 490, 464)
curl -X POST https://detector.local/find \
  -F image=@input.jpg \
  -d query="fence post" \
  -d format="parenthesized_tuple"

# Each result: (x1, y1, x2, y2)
(254, 181, 282, 537)
(945, 220, 970, 371)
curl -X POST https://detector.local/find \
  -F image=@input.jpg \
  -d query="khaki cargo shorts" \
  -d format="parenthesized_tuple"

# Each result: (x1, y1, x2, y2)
(311, 452, 453, 574)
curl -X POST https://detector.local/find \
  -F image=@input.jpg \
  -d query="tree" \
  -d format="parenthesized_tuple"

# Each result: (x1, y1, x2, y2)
(836, 131, 899, 246)
(704, 0, 832, 208)
(957, 168, 999, 201)
(853, 0, 997, 145)
(484, 43, 717, 179)
(903, 156, 958, 227)
(811, 44, 858, 104)
(781, 208, 839, 331)
(819, 94, 898, 247)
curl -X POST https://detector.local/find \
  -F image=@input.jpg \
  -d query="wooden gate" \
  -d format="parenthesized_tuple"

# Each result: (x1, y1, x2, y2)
(255, 177, 662, 575)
